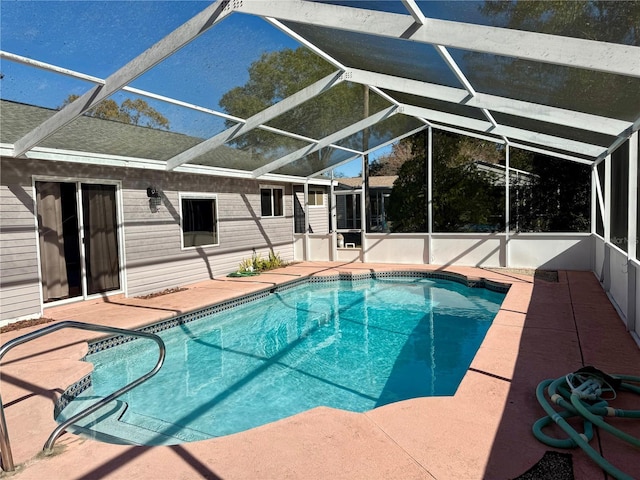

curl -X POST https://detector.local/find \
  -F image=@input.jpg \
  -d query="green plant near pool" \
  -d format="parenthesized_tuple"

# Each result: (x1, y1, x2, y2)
(229, 250, 286, 277)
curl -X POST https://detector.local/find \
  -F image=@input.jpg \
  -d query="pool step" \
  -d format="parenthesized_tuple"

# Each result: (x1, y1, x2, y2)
(58, 395, 213, 445)
(119, 410, 214, 444)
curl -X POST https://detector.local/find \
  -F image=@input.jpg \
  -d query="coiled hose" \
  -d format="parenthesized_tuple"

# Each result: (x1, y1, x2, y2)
(533, 367, 640, 480)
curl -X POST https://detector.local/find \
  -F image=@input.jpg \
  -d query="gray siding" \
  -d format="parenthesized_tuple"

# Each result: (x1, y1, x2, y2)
(308, 197, 329, 234)
(0, 157, 295, 322)
(0, 168, 41, 320)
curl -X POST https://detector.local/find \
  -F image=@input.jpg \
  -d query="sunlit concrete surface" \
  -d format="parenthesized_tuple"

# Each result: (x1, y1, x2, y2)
(1, 263, 639, 479)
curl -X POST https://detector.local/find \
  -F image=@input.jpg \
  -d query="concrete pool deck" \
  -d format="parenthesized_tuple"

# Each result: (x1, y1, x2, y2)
(1, 262, 639, 479)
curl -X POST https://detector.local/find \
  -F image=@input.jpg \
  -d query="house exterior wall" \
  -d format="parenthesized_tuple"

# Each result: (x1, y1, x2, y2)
(0, 157, 294, 324)
(0, 166, 41, 321)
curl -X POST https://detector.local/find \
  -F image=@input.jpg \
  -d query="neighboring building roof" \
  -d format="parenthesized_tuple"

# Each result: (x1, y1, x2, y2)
(473, 160, 536, 187)
(337, 176, 398, 189)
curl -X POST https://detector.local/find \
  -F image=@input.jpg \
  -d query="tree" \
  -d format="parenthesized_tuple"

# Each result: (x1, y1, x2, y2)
(510, 151, 590, 233)
(386, 133, 428, 232)
(60, 95, 170, 130)
(474, 1, 640, 118)
(481, 1, 639, 44)
(387, 130, 506, 233)
(369, 141, 413, 176)
(218, 47, 404, 176)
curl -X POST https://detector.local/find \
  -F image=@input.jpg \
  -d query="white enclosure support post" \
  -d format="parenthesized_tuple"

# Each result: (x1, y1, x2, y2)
(603, 153, 612, 291)
(330, 174, 337, 261)
(628, 131, 638, 260)
(427, 126, 433, 264)
(360, 157, 367, 262)
(505, 143, 510, 268)
(628, 132, 638, 335)
(303, 181, 310, 261)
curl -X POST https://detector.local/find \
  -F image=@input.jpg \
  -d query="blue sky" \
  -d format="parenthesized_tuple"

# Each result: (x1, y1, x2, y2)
(0, 1, 400, 177)
(1, 2, 299, 110)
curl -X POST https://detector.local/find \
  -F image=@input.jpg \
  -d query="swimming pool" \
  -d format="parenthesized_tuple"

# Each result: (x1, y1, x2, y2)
(58, 274, 506, 445)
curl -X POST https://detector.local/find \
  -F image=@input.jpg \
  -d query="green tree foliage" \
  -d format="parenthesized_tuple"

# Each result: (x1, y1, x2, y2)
(387, 130, 590, 234)
(386, 132, 428, 232)
(60, 95, 170, 130)
(481, 1, 640, 44)
(476, 1, 640, 119)
(218, 47, 399, 174)
(511, 152, 590, 232)
(431, 132, 505, 232)
(387, 131, 505, 233)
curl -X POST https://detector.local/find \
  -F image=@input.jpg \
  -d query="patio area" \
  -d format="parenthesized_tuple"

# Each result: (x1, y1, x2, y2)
(1, 262, 638, 479)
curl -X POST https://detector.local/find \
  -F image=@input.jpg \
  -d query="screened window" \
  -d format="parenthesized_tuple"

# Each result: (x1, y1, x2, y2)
(509, 150, 590, 233)
(308, 189, 324, 207)
(181, 195, 219, 248)
(611, 142, 629, 252)
(261, 187, 284, 217)
(337, 193, 361, 229)
(432, 130, 505, 233)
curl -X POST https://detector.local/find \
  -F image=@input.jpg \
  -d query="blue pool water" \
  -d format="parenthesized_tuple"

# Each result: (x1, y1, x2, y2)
(60, 276, 505, 444)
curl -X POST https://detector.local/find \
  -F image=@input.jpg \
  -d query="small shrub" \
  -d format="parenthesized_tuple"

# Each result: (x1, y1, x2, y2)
(236, 249, 286, 274)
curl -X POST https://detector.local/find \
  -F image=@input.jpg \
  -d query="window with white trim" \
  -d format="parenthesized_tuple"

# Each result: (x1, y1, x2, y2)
(260, 187, 284, 217)
(180, 194, 219, 248)
(308, 189, 324, 207)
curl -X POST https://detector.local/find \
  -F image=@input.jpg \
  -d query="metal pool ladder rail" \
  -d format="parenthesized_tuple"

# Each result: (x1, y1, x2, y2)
(0, 320, 166, 472)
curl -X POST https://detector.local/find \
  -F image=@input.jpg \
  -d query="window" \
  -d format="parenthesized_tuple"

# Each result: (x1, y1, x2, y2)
(260, 187, 284, 217)
(181, 195, 219, 248)
(337, 193, 361, 229)
(308, 189, 324, 207)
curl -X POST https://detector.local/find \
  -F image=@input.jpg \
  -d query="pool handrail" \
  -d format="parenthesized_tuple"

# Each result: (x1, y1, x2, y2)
(0, 320, 166, 472)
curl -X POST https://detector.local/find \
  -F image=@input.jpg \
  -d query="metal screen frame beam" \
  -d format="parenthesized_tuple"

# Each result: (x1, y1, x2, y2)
(252, 106, 398, 177)
(237, 0, 640, 78)
(401, 105, 604, 158)
(13, 0, 233, 157)
(347, 69, 630, 137)
(165, 70, 344, 170)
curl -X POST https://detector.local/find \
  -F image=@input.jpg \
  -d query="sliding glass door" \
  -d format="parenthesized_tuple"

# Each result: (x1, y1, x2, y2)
(36, 181, 121, 303)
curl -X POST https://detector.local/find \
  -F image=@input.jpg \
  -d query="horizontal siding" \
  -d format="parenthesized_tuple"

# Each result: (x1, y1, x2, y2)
(0, 286, 40, 303)
(120, 174, 294, 297)
(126, 243, 294, 297)
(0, 265, 40, 283)
(0, 243, 38, 256)
(0, 231, 38, 243)
(0, 257, 39, 270)
(308, 205, 329, 234)
(1, 157, 297, 320)
(0, 178, 41, 321)
(0, 286, 41, 318)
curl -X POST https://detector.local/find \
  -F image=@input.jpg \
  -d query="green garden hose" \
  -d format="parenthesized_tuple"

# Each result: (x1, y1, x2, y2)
(533, 368, 640, 480)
